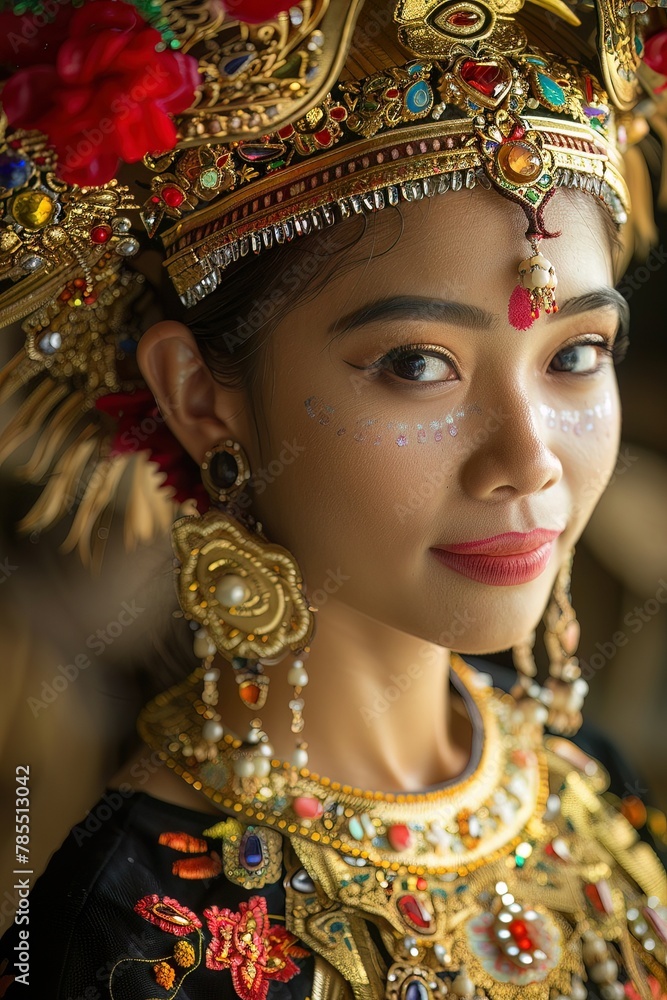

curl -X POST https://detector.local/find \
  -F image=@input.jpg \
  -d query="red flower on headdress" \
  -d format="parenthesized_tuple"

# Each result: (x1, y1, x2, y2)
(222, 0, 295, 23)
(95, 389, 208, 509)
(644, 29, 667, 92)
(2, 0, 200, 186)
(134, 894, 202, 936)
(204, 895, 308, 1000)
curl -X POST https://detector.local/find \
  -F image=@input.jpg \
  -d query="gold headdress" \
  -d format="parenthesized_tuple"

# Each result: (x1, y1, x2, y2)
(0, 0, 665, 567)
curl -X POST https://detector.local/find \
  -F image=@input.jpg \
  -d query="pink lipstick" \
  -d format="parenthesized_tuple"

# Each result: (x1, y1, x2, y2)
(430, 529, 562, 587)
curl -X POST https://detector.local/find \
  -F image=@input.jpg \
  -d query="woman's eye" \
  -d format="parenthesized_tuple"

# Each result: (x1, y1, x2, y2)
(375, 347, 458, 384)
(549, 341, 613, 374)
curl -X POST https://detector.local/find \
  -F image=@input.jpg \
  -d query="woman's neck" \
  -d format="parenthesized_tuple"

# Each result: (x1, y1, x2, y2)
(216, 598, 474, 792)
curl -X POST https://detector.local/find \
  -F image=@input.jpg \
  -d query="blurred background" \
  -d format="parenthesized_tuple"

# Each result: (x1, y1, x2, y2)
(0, 202, 666, 934)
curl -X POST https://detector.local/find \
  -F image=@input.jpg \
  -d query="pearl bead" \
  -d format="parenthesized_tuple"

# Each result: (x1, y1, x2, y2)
(287, 666, 309, 686)
(569, 976, 588, 1000)
(253, 756, 272, 778)
(233, 757, 255, 777)
(204, 668, 220, 683)
(215, 574, 249, 607)
(246, 729, 261, 744)
(291, 659, 304, 669)
(258, 742, 274, 757)
(451, 968, 475, 998)
(201, 720, 223, 742)
(600, 983, 625, 1000)
(292, 748, 309, 768)
(194, 630, 217, 659)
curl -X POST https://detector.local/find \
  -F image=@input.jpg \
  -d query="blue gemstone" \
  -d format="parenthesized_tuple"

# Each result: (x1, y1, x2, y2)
(405, 981, 429, 1000)
(0, 152, 32, 191)
(240, 832, 263, 870)
(405, 81, 432, 114)
(536, 72, 566, 106)
(221, 54, 252, 78)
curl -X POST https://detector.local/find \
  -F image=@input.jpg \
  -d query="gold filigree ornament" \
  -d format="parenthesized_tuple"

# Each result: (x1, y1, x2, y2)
(202, 817, 284, 889)
(171, 508, 316, 661)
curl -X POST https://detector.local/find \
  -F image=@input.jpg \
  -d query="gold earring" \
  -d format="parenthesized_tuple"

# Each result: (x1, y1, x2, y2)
(173, 439, 318, 777)
(511, 549, 588, 736)
(542, 548, 588, 737)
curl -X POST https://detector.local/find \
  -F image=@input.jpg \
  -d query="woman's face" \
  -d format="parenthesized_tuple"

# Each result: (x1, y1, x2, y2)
(141, 187, 624, 655)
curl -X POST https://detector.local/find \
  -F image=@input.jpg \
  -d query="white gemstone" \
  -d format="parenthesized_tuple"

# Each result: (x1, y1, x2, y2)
(518, 953, 533, 965)
(507, 945, 520, 956)
(495, 881, 508, 895)
(259, 741, 274, 757)
(287, 666, 309, 686)
(502, 893, 515, 905)
(497, 929, 511, 939)
(292, 747, 309, 768)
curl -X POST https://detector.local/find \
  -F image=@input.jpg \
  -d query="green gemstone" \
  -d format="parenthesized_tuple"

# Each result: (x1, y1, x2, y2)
(515, 855, 526, 867)
(536, 72, 566, 107)
(525, 188, 540, 203)
(200, 168, 218, 188)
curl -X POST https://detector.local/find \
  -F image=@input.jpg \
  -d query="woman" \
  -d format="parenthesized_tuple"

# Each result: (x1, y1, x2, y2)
(0, 0, 666, 998)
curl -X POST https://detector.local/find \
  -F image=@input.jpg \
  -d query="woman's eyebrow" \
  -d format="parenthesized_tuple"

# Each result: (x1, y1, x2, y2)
(328, 296, 496, 340)
(555, 288, 629, 336)
(328, 287, 629, 341)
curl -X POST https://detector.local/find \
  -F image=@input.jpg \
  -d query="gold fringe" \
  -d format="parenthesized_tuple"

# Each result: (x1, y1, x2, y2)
(623, 144, 660, 259)
(124, 454, 177, 552)
(0, 378, 69, 465)
(60, 453, 131, 570)
(0, 347, 41, 407)
(17, 424, 100, 535)
(17, 388, 88, 482)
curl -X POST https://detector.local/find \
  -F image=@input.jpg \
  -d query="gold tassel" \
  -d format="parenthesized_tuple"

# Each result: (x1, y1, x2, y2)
(124, 454, 176, 552)
(17, 388, 88, 482)
(623, 144, 660, 260)
(60, 454, 131, 570)
(17, 425, 100, 535)
(0, 348, 41, 406)
(0, 379, 69, 465)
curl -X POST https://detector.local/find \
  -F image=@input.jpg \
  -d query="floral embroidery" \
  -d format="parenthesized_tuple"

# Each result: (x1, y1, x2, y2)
(153, 961, 176, 989)
(134, 894, 202, 936)
(173, 940, 196, 968)
(204, 895, 309, 1000)
(159, 831, 208, 853)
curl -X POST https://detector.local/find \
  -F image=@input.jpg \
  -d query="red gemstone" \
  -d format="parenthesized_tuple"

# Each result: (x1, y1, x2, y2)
(239, 682, 261, 705)
(416, 876, 427, 891)
(459, 59, 509, 99)
(216, 154, 229, 167)
(584, 880, 614, 915)
(151, 195, 161, 204)
(162, 186, 185, 208)
(60, 289, 72, 302)
(385, 87, 400, 99)
(508, 124, 526, 141)
(448, 9, 480, 25)
(509, 919, 528, 938)
(387, 824, 413, 851)
(292, 796, 323, 819)
(314, 128, 333, 146)
(90, 224, 112, 244)
(73, 278, 86, 289)
(84, 294, 97, 305)
(278, 124, 295, 139)
(398, 894, 433, 931)
(330, 106, 347, 121)
(584, 75, 594, 103)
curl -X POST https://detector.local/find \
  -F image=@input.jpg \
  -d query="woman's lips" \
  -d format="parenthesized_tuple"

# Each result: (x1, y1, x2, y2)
(430, 529, 562, 586)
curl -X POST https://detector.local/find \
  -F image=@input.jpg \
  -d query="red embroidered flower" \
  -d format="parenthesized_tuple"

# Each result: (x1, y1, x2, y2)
(134, 894, 202, 936)
(159, 831, 209, 853)
(172, 851, 222, 880)
(2, 0, 200, 186)
(95, 389, 208, 509)
(222, 0, 294, 23)
(204, 895, 308, 1000)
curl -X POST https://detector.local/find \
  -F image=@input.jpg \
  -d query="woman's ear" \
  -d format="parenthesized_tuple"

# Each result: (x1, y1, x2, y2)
(137, 320, 247, 465)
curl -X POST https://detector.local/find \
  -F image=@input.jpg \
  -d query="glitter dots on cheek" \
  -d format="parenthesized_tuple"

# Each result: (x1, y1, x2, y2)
(303, 396, 483, 446)
(538, 392, 613, 435)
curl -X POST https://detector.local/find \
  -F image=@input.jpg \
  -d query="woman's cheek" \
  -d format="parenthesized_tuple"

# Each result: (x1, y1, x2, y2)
(543, 386, 621, 532)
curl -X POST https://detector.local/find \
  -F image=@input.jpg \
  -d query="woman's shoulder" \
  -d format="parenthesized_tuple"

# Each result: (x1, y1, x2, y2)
(0, 788, 314, 999)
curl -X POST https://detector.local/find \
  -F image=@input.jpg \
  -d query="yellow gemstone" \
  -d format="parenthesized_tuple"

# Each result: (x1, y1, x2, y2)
(497, 141, 542, 184)
(11, 191, 55, 230)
